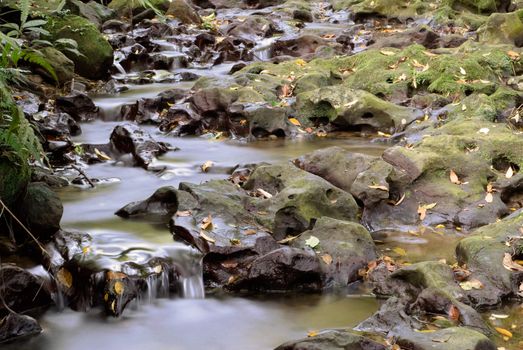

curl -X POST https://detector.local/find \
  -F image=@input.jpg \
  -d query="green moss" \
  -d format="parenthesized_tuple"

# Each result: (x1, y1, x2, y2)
(108, 0, 170, 14)
(45, 14, 113, 80)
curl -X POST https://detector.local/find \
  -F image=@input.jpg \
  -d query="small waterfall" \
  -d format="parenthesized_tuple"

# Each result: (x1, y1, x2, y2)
(252, 37, 278, 61)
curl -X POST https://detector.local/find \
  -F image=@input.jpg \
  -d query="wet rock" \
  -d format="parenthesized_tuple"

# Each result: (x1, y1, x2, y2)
(109, 0, 170, 15)
(45, 14, 114, 80)
(33, 111, 81, 139)
(271, 35, 341, 59)
(166, 0, 201, 25)
(31, 168, 69, 189)
(370, 25, 467, 50)
(226, 16, 279, 41)
(291, 217, 377, 287)
(38, 47, 75, 85)
(0, 313, 42, 343)
(293, 9, 313, 22)
(56, 93, 99, 122)
(276, 330, 387, 350)
(64, 0, 114, 28)
(0, 156, 30, 208)
(396, 327, 496, 350)
(192, 0, 283, 9)
(102, 19, 131, 34)
(116, 186, 179, 222)
(18, 182, 63, 242)
(119, 88, 188, 124)
(0, 264, 52, 315)
(244, 163, 359, 240)
(295, 87, 421, 133)
(109, 123, 169, 169)
(478, 10, 523, 47)
(227, 246, 323, 292)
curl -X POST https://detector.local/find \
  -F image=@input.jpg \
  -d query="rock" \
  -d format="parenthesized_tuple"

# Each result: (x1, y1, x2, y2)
(109, 123, 169, 169)
(45, 15, 114, 80)
(0, 264, 52, 315)
(166, 0, 201, 25)
(244, 163, 359, 240)
(271, 35, 341, 59)
(109, 0, 170, 15)
(102, 19, 131, 34)
(38, 47, 75, 85)
(396, 327, 496, 350)
(31, 168, 69, 189)
(33, 111, 81, 139)
(56, 93, 99, 122)
(0, 314, 42, 343)
(275, 330, 387, 350)
(64, 0, 114, 28)
(115, 186, 179, 222)
(293, 9, 313, 22)
(0, 156, 30, 208)
(226, 16, 279, 41)
(227, 246, 323, 292)
(295, 87, 421, 133)
(291, 217, 377, 287)
(478, 10, 523, 46)
(18, 182, 63, 242)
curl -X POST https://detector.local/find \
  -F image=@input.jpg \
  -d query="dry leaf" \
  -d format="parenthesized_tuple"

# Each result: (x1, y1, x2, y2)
(478, 128, 490, 135)
(114, 281, 125, 295)
(200, 215, 213, 230)
(221, 260, 238, 269)
(368, 185, 388, 191)
(280, 84, 293, 98)
(305, 236, 320, 249)
(423, 51, 437, 57)
(107, 271, 126, 280)
(94, 148, 111, 161)
(393, 247, 407, 256)
(288, 117, 301, 126)
(459, 279, 483, 290)
(424, 203, 437, 209)
(506, 167, 514, 179)
(321, 254, 333, 265)
(502, 253, 523, 272)
(450, 170, 460, 184)
(507, 50, 520, 60)
(200, 231, 216, 244)
(201, 160, 214, 172)
(448, 305, 460, 321)
(495, 327, 513, 338)
(307, 330, 318, 337)
(57, 268, 73, 289)
(485, 192, 494, 203)
(243, 229, 257, 235)
(278, 235, 300, 244)
(153, 265, 162, 274)
(257, 188, 273, 199)
(459, 67, 467, 75)
(176, 210, 192, 217)
(418, 206, 427, 220)
(380, 50, 395, 56)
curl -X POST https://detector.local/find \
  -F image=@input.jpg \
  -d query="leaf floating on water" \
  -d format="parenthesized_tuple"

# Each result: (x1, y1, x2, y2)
(288, 117, 301, 126)
(506, 167, 514, 179)
(495, 327, 513, 338)
(368, 184, 388, 191)
(502, 253, 523, 272)
(307, 330, 318, 337)
(114, 281, 125, 295)
(459, 279, 483, 291)
(201, 161, 214, 173)
(321, 254, 333, 265)
(57, 268, 73, 289)
(380, 50, 395, 56)
(305, 236, 320, 249)
(449, 170, 460, 184)
(200, 231, 216, 244)
(393, 247, 406, 256)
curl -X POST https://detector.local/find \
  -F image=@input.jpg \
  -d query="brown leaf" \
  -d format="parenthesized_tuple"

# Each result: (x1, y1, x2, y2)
(201, 160, 214, 172)
(448, 305, 460, 321)
(418, 206, 427, 220)
(200, 215, 213, 230)
(503, 253, 523, 272)
(278, 235, 300, 244)
(200, 231, 216, 244)
(243, 229, 257, 235)
(107, 271, 127, 280)
(57, 268, 73, 289)
(221, 260, 238, 269)
(176, 210, 192, 217)
(507, 50, 520, 60)
(368, 185, 388, 191)
(280, 84, 293, 98)
(449, 170, 460, 184)
(321, 254, 333, 265)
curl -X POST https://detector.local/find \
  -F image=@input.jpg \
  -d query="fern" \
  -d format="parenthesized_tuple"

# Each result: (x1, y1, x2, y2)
(20, 50, 57, 83)
(19, 0, 31, 28)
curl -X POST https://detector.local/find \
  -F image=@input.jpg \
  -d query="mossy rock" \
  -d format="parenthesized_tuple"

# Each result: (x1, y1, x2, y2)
(39, 47, 74, 85)
(108, 0, 170, 15)
(478, 10, 523, 46)
(0, 157, 30, 208)
(45, 14, 114, 80)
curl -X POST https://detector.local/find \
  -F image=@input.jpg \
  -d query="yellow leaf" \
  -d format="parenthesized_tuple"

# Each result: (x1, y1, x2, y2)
(321, 254, 333, 265)
(200, 214, 213, 230)
(435, 224, 445, 229)
(94, 148, 111, 161)
(424, 203, 437, 210)
(503, 253, 523, 272)
(368, 185, 388, 191)
(200, 230, 216, 244)
(57, 268, 73, 289)
(307, 330, 318, 337)
(394, 193, 406, 206)
(380, 50, 395, 56)
(114, 281, 125, 295)
(495, 327, 513, 338)
(506, 167, 514, 179)
(459, 279, 483, 290)
(418, 206, 427, 220)
(288, 117, 301, 126)
(295, 59, 307, 66)
(82, 246, 91, 254)
(507, 50, 520, 60)
(201, 160, 214, 173)
(449, 170, 460, 184)
(393, 247, 407, 256)
(111, 300, 116, 313)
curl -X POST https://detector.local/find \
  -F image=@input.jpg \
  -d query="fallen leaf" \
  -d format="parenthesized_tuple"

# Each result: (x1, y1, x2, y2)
(114, 281, 125, 295)
(495, 327, 513, 338)
(288, 117, 301, 126)
(256, 188, 273, 199)
(491, 314, 510, 319)
(221, 261, 238, 269)
(307, 330, 318, 337)
(82, 246, 91, 255)
(200, 231, 216, 244)
(507, 50, 520, 60)
(280, 84, 293, 98)
(393, 247, 407, 256)
(418, 206, 427, 220)
(503, 253, 523, 272)
(107, 271, 126, 280)
(424, 203, 437, 209)
(423, 51, 438, 57)
(459, 279, 483, 290)
(201, 160, 214, 172)
(394, 193, 406, 206)
(380, 50, 395, 56)
(485, 192, 494, 203)
(57, 268, 73, 289)
(94, 148, 111, 161)
(200, 215, 213, 230)
(243, 229, 257, 235)
(305, 236, 320, 249)
(278, 235, 300, 244)
(153, 265, 162, 274)
(459, 67, 467, 75)
(450, 170, 460, 184)
(478, 128, 490, 135)
(506, 167, 514, 179)
(295, 59, 307, 66)
(321, 254, 333, 265)
(368, 185, 388, 191)
(448, 305, 460, 321)
(432, 335, 451, 343)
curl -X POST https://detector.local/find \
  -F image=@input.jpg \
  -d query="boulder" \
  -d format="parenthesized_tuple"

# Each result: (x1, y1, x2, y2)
(56, 92, 99, 122)
(276, 330, 387, 350)
(166, 0, 201, 25)
(38, 47, 75, 85)
(478, 10, 523, 46)
(45, 15, 114, 80)
(0, 314, 41, 343)
(115, 186, 179, 222)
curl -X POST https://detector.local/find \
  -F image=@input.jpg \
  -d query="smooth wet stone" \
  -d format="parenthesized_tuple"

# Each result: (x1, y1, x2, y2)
(116, 186, 179, 222)
(56, 92, 100, 122)
(396, 327, 496, 350)
(275, 330, 387, 350)
(0, 314, 42, 343)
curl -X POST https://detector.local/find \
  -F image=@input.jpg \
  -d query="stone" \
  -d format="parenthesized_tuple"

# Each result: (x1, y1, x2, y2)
(115, 186, 179, 222)
(276, 330, 387, 350)
(56, 93, 99, 122)
(0, 313, 42, 343)
(38, 47, 75, 85)
(166, 0, 202, 25)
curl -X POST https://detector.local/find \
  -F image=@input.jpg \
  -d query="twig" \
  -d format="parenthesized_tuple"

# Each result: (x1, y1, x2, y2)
(0, 198, 49, 256)
(70, 164, 95, 188)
